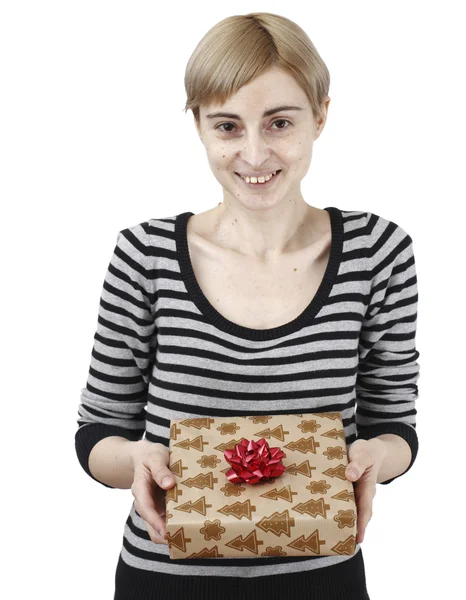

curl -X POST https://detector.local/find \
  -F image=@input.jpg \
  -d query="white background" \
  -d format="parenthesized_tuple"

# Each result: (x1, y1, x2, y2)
(2, 1, 464, 598)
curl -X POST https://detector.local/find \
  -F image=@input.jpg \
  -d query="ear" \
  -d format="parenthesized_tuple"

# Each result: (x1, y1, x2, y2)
(314, 96, 331, 140)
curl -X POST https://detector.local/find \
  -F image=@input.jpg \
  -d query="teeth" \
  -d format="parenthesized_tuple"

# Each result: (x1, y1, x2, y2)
(241, 171, 278, 184)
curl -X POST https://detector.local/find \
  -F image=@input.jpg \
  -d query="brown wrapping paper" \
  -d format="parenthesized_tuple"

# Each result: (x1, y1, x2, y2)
(165, 412, 357, 559)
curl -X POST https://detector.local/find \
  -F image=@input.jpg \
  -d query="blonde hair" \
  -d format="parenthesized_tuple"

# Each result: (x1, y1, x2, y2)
(184, 12, 330, 125)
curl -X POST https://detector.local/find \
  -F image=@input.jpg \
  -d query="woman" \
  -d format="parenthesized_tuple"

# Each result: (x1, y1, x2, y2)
(75, 12, 420, 600)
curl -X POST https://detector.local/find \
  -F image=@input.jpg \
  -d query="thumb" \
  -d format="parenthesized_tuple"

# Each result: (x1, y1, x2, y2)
(154, 467, 175, 489)
(145, 445, 175, 489)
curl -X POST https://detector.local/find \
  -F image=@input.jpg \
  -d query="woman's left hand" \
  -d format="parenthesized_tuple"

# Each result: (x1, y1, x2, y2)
(345, 438, 387, 544)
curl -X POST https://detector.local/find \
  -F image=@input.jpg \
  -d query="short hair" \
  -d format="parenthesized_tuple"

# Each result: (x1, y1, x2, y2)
(183, 12, 331, 125)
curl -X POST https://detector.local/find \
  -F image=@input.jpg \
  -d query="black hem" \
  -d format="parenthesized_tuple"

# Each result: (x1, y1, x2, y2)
(114, 546, 370, 600)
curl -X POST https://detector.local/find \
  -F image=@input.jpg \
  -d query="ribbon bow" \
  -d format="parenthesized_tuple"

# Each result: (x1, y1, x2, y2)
(224, 437, 286, 484)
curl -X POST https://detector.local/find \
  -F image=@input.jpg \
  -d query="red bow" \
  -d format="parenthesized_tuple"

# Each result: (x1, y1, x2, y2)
(224, 438, 286, 484)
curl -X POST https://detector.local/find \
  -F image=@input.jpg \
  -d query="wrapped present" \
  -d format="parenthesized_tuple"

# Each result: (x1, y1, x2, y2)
(165, 412, 357, 559)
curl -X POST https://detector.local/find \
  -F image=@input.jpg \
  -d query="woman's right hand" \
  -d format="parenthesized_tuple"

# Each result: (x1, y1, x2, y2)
(130, 441, 176, 545)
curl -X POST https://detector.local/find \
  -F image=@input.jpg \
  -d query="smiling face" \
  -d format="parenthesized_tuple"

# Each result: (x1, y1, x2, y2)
(195, 66, 330, 212)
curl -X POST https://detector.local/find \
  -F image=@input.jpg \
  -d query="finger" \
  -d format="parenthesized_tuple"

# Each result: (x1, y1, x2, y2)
(147, 448, 176, 491)
(145, 519, 168, 545)
(131, 465, 167, 539)
(354, 484, 374, 543)
(346, 449, 370, 481)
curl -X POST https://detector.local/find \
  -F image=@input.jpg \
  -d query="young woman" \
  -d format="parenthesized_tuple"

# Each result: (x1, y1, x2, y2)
(76, 12, 420, 600)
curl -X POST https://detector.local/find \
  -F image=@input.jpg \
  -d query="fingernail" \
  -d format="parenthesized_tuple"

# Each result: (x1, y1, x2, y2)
(162, 476, 173, 487)
(158, 529, 165, 539)
(348, 469, 357, 479)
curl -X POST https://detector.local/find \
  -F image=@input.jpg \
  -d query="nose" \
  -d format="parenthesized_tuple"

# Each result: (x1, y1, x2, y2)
(238, 130, 272, 169)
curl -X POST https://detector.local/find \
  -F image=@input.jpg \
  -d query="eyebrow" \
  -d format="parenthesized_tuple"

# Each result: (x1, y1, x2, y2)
(205, 105, 303, 119)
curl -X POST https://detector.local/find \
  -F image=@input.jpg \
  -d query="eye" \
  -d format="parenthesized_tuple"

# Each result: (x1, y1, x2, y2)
(215, 119, 292, 134)
(271, 119, 292, 130)
(216, 122, 236, 133)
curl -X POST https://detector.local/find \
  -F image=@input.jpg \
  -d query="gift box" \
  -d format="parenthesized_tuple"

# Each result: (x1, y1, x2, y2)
(165, 412, 357, 559)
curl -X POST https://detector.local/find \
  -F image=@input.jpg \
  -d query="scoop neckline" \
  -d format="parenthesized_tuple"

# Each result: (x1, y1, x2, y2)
(175, 206, 343, 341)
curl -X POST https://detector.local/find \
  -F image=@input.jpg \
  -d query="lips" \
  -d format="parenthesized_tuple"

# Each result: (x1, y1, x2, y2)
(234, 169, 283, 189)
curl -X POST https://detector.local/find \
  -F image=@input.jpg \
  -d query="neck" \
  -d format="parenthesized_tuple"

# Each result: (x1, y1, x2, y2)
(212, 199, 318, 261)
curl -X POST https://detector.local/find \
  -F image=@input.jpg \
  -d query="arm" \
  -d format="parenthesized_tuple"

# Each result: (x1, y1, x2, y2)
(374, 433, 412, 484)
(355, 217, 420, 485)
(75, 224, 156, 488)
(88, 437, 152, 489)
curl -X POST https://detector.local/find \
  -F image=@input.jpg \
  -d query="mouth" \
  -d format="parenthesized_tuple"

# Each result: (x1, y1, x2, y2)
(235, 170, 282, 189)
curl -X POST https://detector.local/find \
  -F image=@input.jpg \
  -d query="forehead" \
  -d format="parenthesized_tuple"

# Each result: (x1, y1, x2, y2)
(200, 68, 310, 119)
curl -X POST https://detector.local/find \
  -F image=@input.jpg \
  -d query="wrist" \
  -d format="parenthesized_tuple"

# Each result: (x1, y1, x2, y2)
(128, 438, 153, 466)
(373, 434, 412, 484)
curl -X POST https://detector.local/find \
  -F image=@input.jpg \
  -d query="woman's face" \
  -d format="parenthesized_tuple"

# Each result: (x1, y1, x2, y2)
(195, 66, 330, 212)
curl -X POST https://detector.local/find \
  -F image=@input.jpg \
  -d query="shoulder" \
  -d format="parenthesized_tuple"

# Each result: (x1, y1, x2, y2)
(338, 208, 416, 281)
(340, 207, 413, 247)
(363, 209, 412, 245)
(120, 214, 178, 239)
(118, 213, 180, 254)
(358, 211, 416, 280)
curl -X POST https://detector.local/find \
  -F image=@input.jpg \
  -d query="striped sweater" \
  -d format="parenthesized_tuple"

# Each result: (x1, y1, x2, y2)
(75, 206, 420, 588)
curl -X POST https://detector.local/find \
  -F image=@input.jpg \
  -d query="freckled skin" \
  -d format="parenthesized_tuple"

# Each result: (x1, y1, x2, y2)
(192, 65, 330, 261)
(188, 67, 331, 329)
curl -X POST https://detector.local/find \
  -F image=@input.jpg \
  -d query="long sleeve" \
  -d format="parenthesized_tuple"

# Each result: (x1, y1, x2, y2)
(355, 216, 420, 485)
(75, 223, 156, 488)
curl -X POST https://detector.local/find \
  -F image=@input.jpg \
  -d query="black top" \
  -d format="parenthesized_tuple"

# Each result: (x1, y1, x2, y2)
(114, 548, 370, 599)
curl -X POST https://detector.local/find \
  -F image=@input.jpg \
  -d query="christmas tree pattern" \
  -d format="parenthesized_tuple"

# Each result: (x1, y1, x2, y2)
(319, 412, 342, 420)
(285, 460, 317, 478)
(256, 509, 295, 537)
(331, 489, 355, 502)
(170, 423, 180, 441)
(165, 483, 183, 504)
(179, 417, 215, 430)
(181, 472, 218, 490)
(186, 546, 225, 559)
(174, 496, 212, 516)
(322, 427, 345, 441)
(166, 527, 192, 552)
(287, 529, 326, 554)
(259, 484, 297, 503)
(323, 464, 348, 480)
(254, 424, 290, 441)
(174, 435, 209, 452)
(168, 458, 187, 478)
(213, 438, 245, 452)
(218, 499, 256, 520)
(285, 437, 320, 454)
(292, 497, 331, 519)
(331, 535, 356, 555)
(225, 529, 264, 555)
